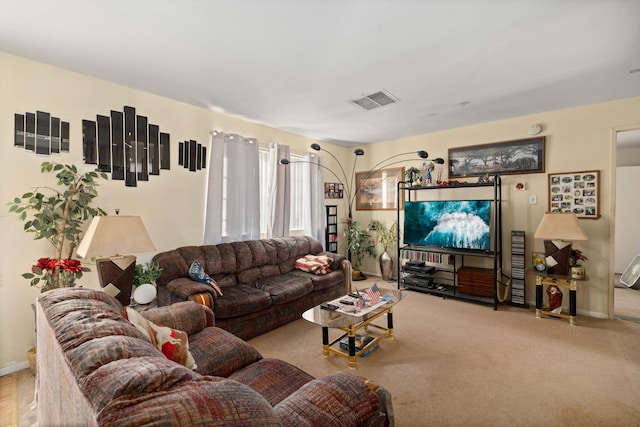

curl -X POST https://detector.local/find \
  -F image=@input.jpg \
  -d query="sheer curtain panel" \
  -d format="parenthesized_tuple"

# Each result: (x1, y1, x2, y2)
(204, 131, 260, 244)
(267, 143, 290, 238)
(302, 152, 326, 246)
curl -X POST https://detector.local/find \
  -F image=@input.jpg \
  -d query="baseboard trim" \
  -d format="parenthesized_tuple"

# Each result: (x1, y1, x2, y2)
(0, 361, 29, 377)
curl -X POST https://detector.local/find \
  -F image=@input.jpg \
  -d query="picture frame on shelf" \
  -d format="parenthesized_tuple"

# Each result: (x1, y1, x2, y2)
(355, 167, 404, 211)
(547, 170, 600, 219)
(448, 137, 545, 178)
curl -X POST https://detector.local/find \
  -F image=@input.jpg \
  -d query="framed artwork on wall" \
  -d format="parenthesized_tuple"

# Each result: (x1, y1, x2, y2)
(324, 182, 344, 199)
(355, 167, 404, 210)
(547, 170, 600, 219)
(448, 137, 545, 178)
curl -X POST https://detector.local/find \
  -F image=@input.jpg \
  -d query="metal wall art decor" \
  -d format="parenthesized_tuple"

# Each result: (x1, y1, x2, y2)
(548, 170, 600, 219)
(355, 167, 404, 211)
(14, 111, 70, 155)
(82, 106, 171, 187)
(178, 140, 206, 171)
(448, 137, 545, 178)
(324, 183, 344, 199)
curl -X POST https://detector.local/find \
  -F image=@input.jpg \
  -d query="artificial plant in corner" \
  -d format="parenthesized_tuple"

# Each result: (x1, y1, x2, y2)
(7, 162, 108, 291)
(342, 217, 377, 279)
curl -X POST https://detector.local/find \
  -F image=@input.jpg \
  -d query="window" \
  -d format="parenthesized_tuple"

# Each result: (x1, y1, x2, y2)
(259, 149, 305, 235)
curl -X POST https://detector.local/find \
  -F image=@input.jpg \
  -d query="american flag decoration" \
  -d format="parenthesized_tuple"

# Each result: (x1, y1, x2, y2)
(355, 286, 365, 308)
(366, 283, 380, 304)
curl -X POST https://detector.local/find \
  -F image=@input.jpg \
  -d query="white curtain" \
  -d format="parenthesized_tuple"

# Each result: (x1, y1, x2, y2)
(204, 131, 260, 244)
(267, 143, 290, 237)
(302, 152, 326, 246)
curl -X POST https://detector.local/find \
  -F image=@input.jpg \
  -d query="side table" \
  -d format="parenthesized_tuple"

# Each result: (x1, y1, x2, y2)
(534, 272, 584, 325)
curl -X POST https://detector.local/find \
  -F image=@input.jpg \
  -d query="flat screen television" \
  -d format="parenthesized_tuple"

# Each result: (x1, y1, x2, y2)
(403, 200, 492, 251)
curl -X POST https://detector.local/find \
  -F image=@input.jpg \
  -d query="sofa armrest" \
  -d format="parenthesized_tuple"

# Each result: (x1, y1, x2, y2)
(274, 371, 389, 427)
(164, 278, 217, 301)
(317, 251, 350, 294)
(142, 301, 215, 335)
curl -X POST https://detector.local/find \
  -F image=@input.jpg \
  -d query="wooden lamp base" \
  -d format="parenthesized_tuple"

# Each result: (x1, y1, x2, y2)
(96, 255, 136, 306)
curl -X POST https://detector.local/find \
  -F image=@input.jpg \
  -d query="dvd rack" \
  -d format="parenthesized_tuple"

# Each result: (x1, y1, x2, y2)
(510, 230, 527, 306)
(400, 252, 455, 293)
(325, 205, 338, 253)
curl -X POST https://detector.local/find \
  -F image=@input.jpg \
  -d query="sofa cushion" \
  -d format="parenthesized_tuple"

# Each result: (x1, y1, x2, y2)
(229, 358, 314, 406)
(188, 259, 224, 296)
(98, 377, 281, 427)
(275, 371, 381, 427)
(82, 356, 202, 413)
(68, 335, 161, 379)
(256, 274, 314, 305)
(141, 301, 214, 336)
(288, 269, 345, 291)
(124, 307, 197, 370)
(213, 285, 272, 319)
(188, 326, 262, 377)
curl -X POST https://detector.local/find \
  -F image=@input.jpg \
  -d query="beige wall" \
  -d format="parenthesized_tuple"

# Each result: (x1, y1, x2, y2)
(2, 51, 640, 372)
(0, 52, 350, 373)
(355, 99, 640, 319)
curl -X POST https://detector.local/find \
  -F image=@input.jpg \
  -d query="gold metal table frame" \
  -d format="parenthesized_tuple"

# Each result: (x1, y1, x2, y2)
(303, 288, 404, 369)
(533, 272, 584, 325)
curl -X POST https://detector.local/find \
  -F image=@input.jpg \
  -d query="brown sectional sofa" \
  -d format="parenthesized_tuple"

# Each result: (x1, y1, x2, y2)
(36, 288, 393, 426)
(152, 236, 349, 340)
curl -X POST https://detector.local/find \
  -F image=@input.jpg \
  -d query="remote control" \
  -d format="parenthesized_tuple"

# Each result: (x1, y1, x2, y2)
(339, 299, 354, 305)
(321, 303, 339, 310)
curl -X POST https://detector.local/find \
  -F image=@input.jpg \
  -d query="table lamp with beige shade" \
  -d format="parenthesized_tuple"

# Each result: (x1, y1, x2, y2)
(533, 212, 587, 276)
(77, 215, 156, 305)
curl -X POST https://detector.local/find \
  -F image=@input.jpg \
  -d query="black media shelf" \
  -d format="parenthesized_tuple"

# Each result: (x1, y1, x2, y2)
(396, 177, 503, 310)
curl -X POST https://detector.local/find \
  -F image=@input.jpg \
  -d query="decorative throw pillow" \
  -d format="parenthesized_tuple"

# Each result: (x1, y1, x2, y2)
(295, 255, 332, 275)
(124, 307, 197, 370)
(188, 260, 223, 296)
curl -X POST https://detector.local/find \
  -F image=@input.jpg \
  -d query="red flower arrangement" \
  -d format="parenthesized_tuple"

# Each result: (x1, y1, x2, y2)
(24, 257, 87, 292)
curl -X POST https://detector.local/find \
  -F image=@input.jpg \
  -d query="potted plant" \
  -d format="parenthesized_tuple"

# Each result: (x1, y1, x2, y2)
(7, 162, 107, 291)
(368, 219, 399, 281)
(343, 217, 377, 280)
(134, 261, 163, 287)
(569, 249, 587, 279)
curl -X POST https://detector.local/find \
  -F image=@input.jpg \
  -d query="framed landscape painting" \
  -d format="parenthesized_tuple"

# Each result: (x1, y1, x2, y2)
(449, 137, 545, 178)
(355, 167, 404, 210)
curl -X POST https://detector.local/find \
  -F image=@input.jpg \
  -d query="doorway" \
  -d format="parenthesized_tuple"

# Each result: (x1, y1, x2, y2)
(614, 128, 640, 322)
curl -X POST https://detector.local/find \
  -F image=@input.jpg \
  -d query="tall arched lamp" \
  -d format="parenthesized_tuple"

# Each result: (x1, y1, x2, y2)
(77, 215, 156, 305)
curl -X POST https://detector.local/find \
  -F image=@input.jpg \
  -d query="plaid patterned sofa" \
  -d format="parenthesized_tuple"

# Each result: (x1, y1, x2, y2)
(36, 288, 393, 426)
(152, 236, 349, 340)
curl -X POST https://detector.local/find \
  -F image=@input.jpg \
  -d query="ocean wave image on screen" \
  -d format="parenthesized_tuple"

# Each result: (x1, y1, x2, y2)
(404, 200, 491, 250)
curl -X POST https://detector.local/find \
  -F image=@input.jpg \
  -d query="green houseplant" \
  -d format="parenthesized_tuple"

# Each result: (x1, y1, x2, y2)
(134, 261, 163, 287)
(343, 217, 377, 280)
(7, 162, 107, 291)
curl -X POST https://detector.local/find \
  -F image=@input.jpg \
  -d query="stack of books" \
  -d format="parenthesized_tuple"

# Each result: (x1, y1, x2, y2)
(339, 334, 379, 357)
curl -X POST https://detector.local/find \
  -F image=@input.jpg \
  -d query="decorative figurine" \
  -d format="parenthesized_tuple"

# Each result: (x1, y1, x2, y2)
(423, 161, 435, 186)
(546, 285, 563, 314)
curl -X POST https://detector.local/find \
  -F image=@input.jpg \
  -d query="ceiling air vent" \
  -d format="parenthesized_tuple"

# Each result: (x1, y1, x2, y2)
(351, 89, 399, 111)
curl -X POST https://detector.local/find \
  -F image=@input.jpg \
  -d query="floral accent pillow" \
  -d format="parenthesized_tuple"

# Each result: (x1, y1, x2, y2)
(124, 307, 197, 370)
(188, 260, 223, 296)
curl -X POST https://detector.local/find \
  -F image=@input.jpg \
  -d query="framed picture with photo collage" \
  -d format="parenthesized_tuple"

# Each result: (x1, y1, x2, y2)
(548, 170, 599, 219)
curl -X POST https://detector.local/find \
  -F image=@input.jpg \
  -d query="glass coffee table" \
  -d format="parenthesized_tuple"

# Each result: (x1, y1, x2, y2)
(302, 287, 404, 369)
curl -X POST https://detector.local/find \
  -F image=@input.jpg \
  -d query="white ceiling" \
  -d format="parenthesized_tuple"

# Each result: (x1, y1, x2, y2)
(1, 0, 640, 147)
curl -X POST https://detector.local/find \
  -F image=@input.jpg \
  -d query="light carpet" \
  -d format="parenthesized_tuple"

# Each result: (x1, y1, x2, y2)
(249, 278, 640, 426)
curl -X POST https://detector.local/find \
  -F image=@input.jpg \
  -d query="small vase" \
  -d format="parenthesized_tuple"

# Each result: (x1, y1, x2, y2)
(379, 250, 393, 281)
